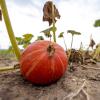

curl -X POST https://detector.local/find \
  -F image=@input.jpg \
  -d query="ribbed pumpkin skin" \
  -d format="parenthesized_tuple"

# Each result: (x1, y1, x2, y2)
(20, 40, 68, 85)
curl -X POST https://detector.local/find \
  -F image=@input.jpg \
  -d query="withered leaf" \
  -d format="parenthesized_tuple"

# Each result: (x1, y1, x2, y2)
(0, 10, 2, 21)
(43, 1, 60, 26)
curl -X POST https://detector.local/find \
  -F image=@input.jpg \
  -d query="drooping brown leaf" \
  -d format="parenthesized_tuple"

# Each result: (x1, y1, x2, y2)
(43, 1, 60, 26)
(0, 9, 2, 21)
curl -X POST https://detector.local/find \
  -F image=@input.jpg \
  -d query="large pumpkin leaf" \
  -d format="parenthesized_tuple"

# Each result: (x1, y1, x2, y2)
(67, 30, 81, 36)
(94, 19, 100, 27)
(58, 32, 64, 38)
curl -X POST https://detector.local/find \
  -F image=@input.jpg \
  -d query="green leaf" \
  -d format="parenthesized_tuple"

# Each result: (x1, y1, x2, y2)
(16, 37, 22, 42)
(23, 43, 30, 48)
(36, 36, 44, 41)
(41, 26, 57, 38)
(94, 19, 100, 27)
(67, 30, 81, 36)
(23, 33, 33, 42)
(41, 27, 52, 37)
(93, 43, 100, 60)
(51, 26, 57, 33)
(16, 37, 23, 45)
(58, 32, 64, 38)
(15, 33, 33, 47)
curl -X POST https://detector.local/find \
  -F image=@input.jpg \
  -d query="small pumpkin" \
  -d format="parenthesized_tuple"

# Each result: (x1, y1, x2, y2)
(20, 40, 68, 85)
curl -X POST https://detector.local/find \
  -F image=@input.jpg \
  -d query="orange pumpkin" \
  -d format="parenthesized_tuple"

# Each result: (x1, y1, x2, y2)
(20, 40, 68, 85)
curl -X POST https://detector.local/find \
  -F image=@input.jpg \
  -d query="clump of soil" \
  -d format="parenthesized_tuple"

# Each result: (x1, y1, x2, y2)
(0, 55, 100, 100)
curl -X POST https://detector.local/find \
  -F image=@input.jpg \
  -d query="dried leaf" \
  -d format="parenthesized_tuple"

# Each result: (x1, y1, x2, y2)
(43, 1, 60, 26)
(0, 10, 2, 21)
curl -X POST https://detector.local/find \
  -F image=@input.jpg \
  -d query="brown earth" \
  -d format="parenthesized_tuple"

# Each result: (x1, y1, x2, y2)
(0, 55, 100, 100)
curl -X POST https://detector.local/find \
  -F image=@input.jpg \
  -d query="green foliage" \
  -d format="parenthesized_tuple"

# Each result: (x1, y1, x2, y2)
(8, 33, 34, 51)
(16, 37, 22, 45)
(36, 36, 44, 41)
(0, 49, 9, 55)
(41, 27, 52, 37)
(41, 26, 57, 38)
(23, 34, 33, 43)
(67, 30, 81, 36)
(94, 19, 100, 27)
(16, 33, 34, 48)
(93, 43, 100, 61)
(58, 32, 64, 38)
(8, 46, 14, 52)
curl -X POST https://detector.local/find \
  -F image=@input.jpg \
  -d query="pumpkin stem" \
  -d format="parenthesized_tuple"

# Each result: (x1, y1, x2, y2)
(47, 44, 55, 57)
(0, 0, 21, 60)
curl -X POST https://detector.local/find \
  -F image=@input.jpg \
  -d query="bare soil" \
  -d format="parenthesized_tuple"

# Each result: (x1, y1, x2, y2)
(0, 55, 100, 100)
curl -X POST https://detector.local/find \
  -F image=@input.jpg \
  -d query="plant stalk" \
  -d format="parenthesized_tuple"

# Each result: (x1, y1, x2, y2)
(0, 66, 19, 72)
(0, 0, 21, 60)
(68, 35, 74, 61)
(63, 36, 67, 51)
(52, 1, 56, 42)
(71, 35, 74, 49)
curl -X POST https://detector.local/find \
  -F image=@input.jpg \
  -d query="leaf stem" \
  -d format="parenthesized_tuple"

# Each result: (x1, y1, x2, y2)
(63, 36, 67, 51)
(52, 1, 56, 42)
(68, 35, 74, 61)
(0, 66, 19, 72)
(71, 35, 74, 49)
(0, 0, 21, 60)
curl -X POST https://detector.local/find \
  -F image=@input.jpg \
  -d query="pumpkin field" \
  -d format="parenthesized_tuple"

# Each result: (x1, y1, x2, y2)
(0, 0, 100, 100)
